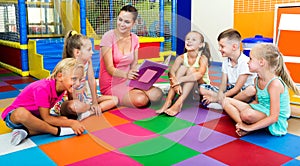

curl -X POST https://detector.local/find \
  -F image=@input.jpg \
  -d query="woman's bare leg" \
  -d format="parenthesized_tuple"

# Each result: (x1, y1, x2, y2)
(145, 86, 163, 104)
(121, 89, 149, 108)
(98, 95, 118, 112)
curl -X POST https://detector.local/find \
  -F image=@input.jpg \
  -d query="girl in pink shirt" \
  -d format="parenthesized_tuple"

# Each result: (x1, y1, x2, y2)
(2, 58, 86, 146)
(100, 5, 163, 108)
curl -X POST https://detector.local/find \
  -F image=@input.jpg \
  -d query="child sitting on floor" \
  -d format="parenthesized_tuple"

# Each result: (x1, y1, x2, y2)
(199, 29, 256, 107)
(156, 30, 211, 116)
(56, 30, 118, 121)
(1, 58, 86, 145)
(223, 43, 299, 136)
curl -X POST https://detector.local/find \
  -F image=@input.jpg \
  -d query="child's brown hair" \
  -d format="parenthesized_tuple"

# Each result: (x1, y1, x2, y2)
(63, 30, 90, 59)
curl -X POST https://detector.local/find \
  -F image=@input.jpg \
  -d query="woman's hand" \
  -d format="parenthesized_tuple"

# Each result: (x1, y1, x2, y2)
(127, 69, 139, 80)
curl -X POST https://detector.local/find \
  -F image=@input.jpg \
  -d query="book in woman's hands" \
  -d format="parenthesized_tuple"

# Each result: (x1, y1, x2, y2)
(129, 55, 171, 90)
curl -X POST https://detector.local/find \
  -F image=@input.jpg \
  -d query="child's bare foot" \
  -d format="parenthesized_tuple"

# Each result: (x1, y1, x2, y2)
(164, 104, 182, 116)
(236, 128, 249, 136)
(156, 100, 172, 114)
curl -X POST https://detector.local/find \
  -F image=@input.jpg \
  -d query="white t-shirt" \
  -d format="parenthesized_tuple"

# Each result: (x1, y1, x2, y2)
(222, 53, 256, 88)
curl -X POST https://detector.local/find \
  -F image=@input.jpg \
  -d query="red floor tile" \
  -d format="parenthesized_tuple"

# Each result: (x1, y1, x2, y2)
(199, 116, 239, 138)
(0, 85, 16, 92)
(5, 77, 36, 84)
(204, 139, 292, 166)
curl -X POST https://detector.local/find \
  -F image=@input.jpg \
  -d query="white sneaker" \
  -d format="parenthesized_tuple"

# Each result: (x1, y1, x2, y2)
(207, 103, 223, 110)
(10, 129, 28, 146)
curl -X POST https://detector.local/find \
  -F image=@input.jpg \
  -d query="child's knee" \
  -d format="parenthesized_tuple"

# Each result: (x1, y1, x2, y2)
(12, 108, 31, 122)
(246, 86, 256, 97)
(240, 110, 254, 123)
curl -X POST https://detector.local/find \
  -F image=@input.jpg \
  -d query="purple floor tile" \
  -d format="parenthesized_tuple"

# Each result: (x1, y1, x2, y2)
(176, 107, 224, 124)
(173, 154, 227, 166)
(0, 81, 9, 86)
(0, 76, 22, 81)
(164, 125, 236, 153)
(110, 107, 157, 121)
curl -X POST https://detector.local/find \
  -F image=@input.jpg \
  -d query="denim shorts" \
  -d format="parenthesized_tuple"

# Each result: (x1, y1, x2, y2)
(4, 110, 24, 129)
(199, 84, 220, 93)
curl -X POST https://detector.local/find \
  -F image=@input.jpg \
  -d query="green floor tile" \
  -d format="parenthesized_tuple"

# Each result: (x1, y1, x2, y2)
(134, 114, 195, 135)
(160, 75, 169, 80)
(119, 136, 200, 166)
(0, 73, 18, 77)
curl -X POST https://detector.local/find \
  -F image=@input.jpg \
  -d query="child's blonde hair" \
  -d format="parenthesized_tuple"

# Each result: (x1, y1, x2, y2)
(48, 58, 83, 79)
(254, 43, 299, 95)
(63, 30, 90, 59)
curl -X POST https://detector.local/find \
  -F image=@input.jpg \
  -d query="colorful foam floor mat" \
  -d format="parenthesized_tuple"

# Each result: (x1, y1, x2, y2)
(1, 63, 300, 166)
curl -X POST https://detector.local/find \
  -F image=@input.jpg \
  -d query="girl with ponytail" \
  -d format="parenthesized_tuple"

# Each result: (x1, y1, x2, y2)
(223, 43, 299, 136)
(156, 31, 211, 116)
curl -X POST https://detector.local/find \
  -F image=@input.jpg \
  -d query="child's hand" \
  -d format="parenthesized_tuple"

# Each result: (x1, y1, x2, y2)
(90, 103, 101, 116)
(235, 123, 250, 136)
(127, 69, 139, 80)
(173, 84, 182, 95)
(71, 121, 86, 135)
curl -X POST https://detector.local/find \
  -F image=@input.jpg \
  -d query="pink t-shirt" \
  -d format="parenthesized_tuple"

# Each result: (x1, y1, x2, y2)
(1, 79, 65, 119)
(99, 30, 139, 100)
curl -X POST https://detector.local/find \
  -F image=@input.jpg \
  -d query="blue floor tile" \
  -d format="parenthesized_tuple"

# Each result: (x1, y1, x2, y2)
(0, 147, 56, 166)
(0, 90, 20, 99)
(241, 130, 300, 158)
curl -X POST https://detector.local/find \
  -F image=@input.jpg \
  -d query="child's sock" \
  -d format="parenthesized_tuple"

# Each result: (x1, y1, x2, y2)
(10, 129, 28, 146)
(77, 111, 93, 121)
(56, 127, 75, 136)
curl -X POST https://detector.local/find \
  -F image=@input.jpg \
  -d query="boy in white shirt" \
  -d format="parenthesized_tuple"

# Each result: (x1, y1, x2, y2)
(199, 29, 256, 107)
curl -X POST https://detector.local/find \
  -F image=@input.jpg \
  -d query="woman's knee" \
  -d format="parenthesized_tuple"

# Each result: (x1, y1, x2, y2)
(131, 94, 149, 108)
